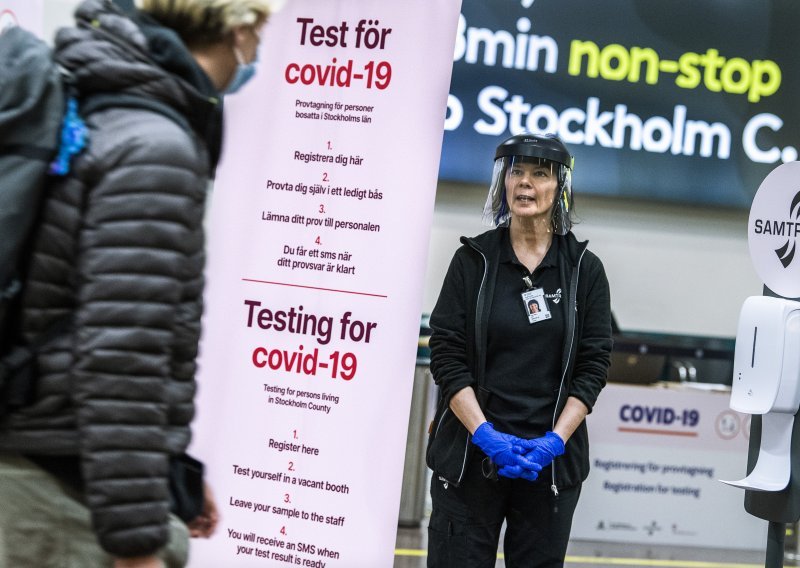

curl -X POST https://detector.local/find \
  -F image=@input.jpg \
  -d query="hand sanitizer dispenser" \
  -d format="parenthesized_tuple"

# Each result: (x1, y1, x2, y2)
(730, 296, 800, 414)
(721, 296, 800, 491)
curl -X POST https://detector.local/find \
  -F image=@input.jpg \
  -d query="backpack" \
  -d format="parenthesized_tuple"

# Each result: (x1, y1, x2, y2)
(0, 26, 194, 417)
(0, 26, 87, 415)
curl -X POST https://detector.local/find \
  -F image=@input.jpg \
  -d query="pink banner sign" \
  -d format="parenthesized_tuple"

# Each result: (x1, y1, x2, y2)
(0, 1, 43, 36)
(190, 1, 461, 566)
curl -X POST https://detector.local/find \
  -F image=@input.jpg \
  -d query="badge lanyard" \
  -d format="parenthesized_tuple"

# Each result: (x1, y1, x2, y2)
(521, 275, 551, 324)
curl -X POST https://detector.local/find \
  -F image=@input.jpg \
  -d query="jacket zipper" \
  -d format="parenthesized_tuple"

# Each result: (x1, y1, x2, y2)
(433, 407, 471, 489)
(549, 246, 586, 496)
(451, 242, 489, 487)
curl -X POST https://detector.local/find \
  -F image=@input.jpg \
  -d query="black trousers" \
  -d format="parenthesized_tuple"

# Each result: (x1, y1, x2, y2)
(427, 455, 581, 568)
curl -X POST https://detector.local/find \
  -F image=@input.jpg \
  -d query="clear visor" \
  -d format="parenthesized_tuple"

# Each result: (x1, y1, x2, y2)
(481, 155, 573, 235)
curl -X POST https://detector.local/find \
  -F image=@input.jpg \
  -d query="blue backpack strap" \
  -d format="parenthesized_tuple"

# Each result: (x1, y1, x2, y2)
(49, 96, 88, 176)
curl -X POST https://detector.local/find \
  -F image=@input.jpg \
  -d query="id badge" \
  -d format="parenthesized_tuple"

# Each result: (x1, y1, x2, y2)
(522, 287, 551, 324)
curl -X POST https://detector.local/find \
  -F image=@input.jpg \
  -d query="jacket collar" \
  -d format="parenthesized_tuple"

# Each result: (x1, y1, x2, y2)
(463, 226, 587, 267)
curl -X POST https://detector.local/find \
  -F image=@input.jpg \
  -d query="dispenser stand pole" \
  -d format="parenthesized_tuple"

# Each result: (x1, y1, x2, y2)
(766, 521, 785, 568)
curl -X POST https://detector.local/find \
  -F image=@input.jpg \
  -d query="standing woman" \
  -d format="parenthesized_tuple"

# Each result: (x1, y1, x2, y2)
(426, 133, 612, 567)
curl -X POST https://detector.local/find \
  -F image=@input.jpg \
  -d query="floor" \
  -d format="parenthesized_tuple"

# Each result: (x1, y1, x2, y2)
(393, 520, 787, 568)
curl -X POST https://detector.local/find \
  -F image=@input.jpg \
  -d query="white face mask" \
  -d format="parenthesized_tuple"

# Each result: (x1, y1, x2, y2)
(224, 47, 258, 95)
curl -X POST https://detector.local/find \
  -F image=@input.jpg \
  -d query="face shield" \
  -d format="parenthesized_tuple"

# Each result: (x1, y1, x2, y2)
(482, 133, 574, 235)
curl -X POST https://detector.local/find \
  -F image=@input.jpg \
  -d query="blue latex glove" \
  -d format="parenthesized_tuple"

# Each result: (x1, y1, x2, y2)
(497, 463, 541, 481)
(471, 422, 538, 470)
(525, 431, 565, 469)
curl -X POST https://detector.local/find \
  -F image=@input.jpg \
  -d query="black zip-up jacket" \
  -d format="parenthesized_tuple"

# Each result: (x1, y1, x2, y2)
(425, 227, 612, 488)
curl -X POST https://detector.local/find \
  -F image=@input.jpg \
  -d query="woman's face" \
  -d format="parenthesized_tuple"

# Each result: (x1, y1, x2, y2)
(504, 159, 558, 221)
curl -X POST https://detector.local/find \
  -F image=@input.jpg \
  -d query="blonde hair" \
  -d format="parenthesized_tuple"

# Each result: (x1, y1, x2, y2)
(136, 0, 272, 46)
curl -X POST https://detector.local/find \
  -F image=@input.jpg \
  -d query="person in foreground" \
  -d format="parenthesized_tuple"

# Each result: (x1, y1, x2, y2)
(425, 133, 613, 567)
(0, 0, 270, 566)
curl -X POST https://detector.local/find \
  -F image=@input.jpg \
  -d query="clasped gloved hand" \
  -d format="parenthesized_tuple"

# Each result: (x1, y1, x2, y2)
(496, 463, 541, 481)
(524, 431, 565, 469)
(471, 422, 541, 480)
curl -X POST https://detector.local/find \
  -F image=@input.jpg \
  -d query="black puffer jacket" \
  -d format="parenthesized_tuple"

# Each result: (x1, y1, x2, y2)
(0, 0, 222, 557)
